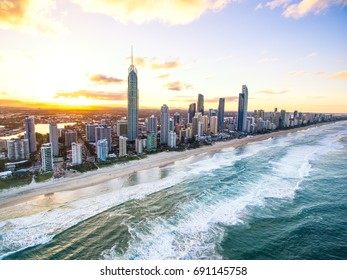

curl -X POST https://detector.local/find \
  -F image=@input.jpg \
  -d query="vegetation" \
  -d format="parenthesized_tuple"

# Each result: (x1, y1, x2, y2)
(34, 172, 53, 183)
(0, 172, 32, 190)
(68, 161, 97, 173)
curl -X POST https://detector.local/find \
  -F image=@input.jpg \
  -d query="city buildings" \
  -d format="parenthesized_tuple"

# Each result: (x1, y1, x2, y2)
(127, 48, 139, 141)
(238, 85, 248, 132)
(218, 98, 225, 132)
(7, 139, 30, 161)
(168, 131, 176, 148)
(95, 125, 112, 150)
(86, 124, 98, 142)
(135, 138, 143, 154)
(147, 132, 157, 151)
(197, 93, 204, 115)
(65, 130, 77, 148)
(96, 139, 108, 161)
(173, 112, 180, 128)
(71, 142, 82, 165)
(160, 104, 170, 145)
(41, 143, 53, 172)
(116, 119, 128, 137)
(24, 116, 37, 153)
(188, 103, 196, 123)
(148, 115, 158, 134)
(119, 136, 127, 157)
(49, 123, 59, 157)
(210, 116, 218, 134)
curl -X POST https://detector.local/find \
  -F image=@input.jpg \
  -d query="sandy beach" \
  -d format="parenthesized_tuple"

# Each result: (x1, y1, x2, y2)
(0, 123, 331, 210)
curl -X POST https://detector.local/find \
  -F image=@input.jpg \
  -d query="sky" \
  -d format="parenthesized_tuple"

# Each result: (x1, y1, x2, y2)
(0, 0, 346, 113)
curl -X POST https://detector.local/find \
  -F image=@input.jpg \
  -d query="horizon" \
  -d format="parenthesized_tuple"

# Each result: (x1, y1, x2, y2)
(1, 1, 347, 113)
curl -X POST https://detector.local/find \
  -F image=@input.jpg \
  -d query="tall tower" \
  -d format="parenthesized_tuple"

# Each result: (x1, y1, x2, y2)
(25, 116, 37, 153)
(188, 103, 196, 123)
(217, 98, 225, 132)
(127, 46, 139, 141)
(49, 123, 59, 157)
(238, 85, 248, 132)
(197, 93, 204, 115)
(160, 104, 170, 144)
(41, 143, 53, 172)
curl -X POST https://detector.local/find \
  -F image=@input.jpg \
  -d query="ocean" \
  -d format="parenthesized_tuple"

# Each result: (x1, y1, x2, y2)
(0, 121, 346, 260)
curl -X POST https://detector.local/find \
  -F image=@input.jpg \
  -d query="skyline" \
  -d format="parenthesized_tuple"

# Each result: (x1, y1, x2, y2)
(0, 0, 347, 113)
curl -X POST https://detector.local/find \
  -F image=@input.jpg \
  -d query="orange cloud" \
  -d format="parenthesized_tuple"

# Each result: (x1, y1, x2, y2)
(70, 0, 232, 25)
(55, 90, 126, 100)
(257, 90, 288, 94)
(289, 70, 325, 76)
(132, 56, 181, 69)
(0, 0, 66, 34)
(329, 70, 347, 80)
(157, 74, 170, 79)
(165, 81, 192, 91)
(205, 96, 238, 102)
(151, 60, 180, 69)
(89, 74, 124, 84)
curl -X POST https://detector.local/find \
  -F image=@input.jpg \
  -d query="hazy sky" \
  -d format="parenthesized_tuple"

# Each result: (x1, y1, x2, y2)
(0, 0, 346, 113)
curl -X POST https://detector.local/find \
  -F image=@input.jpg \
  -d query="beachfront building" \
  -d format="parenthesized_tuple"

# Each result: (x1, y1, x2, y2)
(71, 142, 82, 165)
(7, 139, 30, 161)
(49, 123, 59, 157)
(135, 138, 143, 154)
(238, 85, 248, 132)
(168, 131, 176, 148)
(218, 98, 225, 132)
(96, 139, 108, 161)
(86, 124, 98, 142)
(65, 130, 77, 149)
(41, 143, 53, 172)
(24, 116, 37, 153)
(147, 132, 157, 151)
(95, 125, 112, 150)
(160, 104, 170, 145)
(119, 136, 127, 157)
(148, 115, 158, 134)
(197, 93, 204, 115)
(127, 47, 139, 141)
(210, 116, 218, 134)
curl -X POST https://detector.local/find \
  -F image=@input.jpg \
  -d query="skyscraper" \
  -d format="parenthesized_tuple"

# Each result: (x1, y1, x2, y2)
(148, 115, 158, 133)
(119, 136, 127, 157)
(41, 143, 53, 172)
(116, 119, 128, 137)
(197, 93, 204, 115)
(49, 123, 59, 157)
(160, 104, 170, 144)
(188, 103, 196, 123)
(7, 139, 29, 161)
(71, 142, 82, 165)
(210, 116, 218, 134)
(96, 139, 108, 161)
(95, 125, 112, 150)
(24, 116, 36, 153)
(86, 124, 98, 142)
(217, 98, 225, 132)
(238, 85, 248, 132)
(127, 47, 139, 141)
(173, 112, 180, 128)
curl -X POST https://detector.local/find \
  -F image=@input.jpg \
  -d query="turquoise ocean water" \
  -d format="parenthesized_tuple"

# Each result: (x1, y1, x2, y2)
(1, 121, 346, 260)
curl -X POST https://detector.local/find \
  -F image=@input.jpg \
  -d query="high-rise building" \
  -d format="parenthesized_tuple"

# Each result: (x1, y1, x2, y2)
(173, 112, 180, 128)
(119, 136, 127, 157)
(217, 98, 225, 132)
(116, 119, 128, 137)
(146, 132, 157, 151)
(160, 104, 170, 144)
(168, 131, 177, 148)
(192, 116, 199, 137)
(7, 139, 29, 161)
(210, 116, 218, 134)
(148, 115, 158, 133)
(71, 142, 82, 165)
(95, 125, 112, 150)
(65, 130, 77, 149)
(86, 124, 98, 142)
(135, 138, 143, 154)
(41, 143, 53, 172)
(24, 116, 36, 153)
(188, 103, 196, 123)
(127, 47, 139, 141)
(197, 93, 204, 115)
(237, 85, 248, 132)
(96, 139, 108, 161)
(49, 123, 59, 157)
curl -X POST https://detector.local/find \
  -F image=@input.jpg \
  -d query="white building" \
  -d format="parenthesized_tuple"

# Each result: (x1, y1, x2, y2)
(71, 142, 82, 165)
(168, 131, 176, 148)
(41, 143, 53, 172)
(135, 138, 143, 154)
(7, 139, 30, 161)
(210, 116, 218, 134)
(119, 136, 127, 157)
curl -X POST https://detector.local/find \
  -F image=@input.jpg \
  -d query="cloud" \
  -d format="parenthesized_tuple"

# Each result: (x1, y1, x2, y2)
(156, 74, 170, 79)
(54, 90, 126, 100)
(164, 81, 192, 91)
(306, 52, 318, 58)
(89, 74, 124, 84)
(255, 3, 264, 10)
(257, 90, 288, 94)
(205, 96, 238, 102)
(0, 0, 67, 34)
(132, 56, 181, 69)
(329, 70, 347, 80)
(265, 0, 347, 19)
(289, 70, 325, 76)
(257, 57, 279, 63)
(70, 0, 232, 25)
(0, 92, 8, 95)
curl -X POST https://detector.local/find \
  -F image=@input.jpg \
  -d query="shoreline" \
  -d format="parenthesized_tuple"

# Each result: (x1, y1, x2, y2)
(0, 122, 337, 210)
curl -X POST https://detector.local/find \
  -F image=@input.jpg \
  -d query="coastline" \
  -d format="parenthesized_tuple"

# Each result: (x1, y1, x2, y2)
(0, 122, 335, 210)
